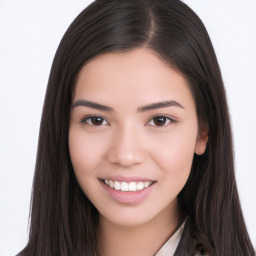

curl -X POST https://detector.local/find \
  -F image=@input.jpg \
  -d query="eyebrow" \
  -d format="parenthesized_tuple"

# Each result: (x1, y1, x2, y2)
(72, 100, 114, 111)
(71, 100, 184, 112)
(137, 100, 184, 112)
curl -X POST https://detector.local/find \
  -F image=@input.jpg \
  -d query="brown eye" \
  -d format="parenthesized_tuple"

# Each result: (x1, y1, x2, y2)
(153, 116, 168, 126)
(82, 116, 108, 126)
(148, 116, 174, 127)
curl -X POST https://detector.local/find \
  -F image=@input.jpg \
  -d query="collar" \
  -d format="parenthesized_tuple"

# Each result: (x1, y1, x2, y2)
(155, 219, 186, 256)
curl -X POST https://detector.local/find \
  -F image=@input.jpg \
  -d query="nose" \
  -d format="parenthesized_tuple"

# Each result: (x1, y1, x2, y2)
(106, 126, 147, 167)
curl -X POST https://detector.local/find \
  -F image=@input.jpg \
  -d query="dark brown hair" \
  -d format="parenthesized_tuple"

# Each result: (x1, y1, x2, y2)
(18, 0, 255, 255)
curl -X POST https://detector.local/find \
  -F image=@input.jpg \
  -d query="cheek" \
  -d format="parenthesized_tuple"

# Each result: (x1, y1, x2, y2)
(150, 125, 197, 182)
(68, 128, 108, 177)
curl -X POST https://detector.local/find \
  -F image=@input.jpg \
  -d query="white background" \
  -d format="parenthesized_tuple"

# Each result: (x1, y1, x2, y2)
(0, 0, 255, 255)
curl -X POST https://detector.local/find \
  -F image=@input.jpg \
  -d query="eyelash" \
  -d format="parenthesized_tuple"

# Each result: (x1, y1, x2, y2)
(80, 115, 177, 127)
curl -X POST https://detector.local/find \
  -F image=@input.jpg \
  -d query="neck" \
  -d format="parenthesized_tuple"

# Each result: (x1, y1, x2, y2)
(97, 201, 183, 256)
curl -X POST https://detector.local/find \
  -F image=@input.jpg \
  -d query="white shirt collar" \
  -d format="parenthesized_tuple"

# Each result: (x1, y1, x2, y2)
(155, 219, 186, 256)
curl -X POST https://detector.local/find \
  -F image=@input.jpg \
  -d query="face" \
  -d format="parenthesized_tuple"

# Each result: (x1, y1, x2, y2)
(69, 48, 208, 227)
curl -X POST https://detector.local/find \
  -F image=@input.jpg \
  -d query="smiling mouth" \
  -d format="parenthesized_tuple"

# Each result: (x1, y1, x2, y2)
(102, 179, 155, 192)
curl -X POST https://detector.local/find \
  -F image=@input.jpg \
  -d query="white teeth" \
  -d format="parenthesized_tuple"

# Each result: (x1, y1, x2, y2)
(128, 182, 137, 192)
(114, 181, 121, 190)
(104, 179, 153, 192)
(121, 182, 129, 192)
(109, 180, 114, 188)
(137, 182, 144, 191)
(144, 181, 150, 188)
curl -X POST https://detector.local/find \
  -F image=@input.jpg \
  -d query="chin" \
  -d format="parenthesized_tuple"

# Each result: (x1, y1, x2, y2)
(98, 202, 173, 228)
(98, 207, 157, 227)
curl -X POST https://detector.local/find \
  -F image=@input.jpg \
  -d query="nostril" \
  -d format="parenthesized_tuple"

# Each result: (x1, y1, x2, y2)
(106, 149, 147, 166)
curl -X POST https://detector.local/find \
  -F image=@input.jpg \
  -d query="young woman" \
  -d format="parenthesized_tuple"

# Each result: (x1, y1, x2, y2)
(18, 0, 255, 255)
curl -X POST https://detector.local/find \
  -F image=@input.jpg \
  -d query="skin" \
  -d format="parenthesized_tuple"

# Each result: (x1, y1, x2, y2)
(69, 48, 208, 256)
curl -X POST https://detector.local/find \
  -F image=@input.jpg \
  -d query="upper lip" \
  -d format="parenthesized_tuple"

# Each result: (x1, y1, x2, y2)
(100, 175, 156, 183)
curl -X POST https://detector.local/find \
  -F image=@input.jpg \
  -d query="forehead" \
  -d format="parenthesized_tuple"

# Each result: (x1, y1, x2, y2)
(73, 48, 194, 110)
(77, 48, 181, 84)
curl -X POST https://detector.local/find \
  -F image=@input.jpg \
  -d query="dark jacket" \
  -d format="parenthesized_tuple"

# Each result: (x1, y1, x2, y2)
(174, 219, 209, 256)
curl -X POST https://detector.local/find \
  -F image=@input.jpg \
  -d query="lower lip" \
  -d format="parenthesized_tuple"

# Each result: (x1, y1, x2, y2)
(100, 181, 154, 204)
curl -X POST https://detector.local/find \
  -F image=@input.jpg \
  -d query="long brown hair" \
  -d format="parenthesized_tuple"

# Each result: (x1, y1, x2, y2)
(18, 0, 255, 255)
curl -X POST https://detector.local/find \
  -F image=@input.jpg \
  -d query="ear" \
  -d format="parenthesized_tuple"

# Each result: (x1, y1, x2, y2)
(195, 123, 209, 155)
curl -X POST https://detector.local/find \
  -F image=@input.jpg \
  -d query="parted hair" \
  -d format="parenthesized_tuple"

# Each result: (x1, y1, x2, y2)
(18, 0, 254, 255)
